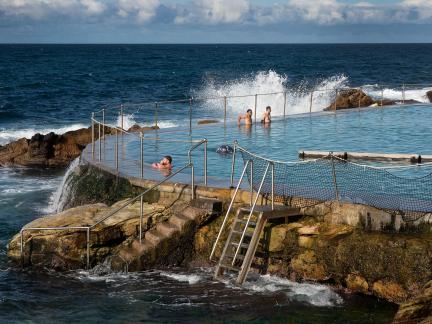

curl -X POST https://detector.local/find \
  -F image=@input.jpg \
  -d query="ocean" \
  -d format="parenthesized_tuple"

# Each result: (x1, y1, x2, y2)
(2, 44, 431, 322)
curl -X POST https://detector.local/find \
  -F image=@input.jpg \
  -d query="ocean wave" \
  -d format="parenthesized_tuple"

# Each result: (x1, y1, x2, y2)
(196, 70, 348, 117)
(0, 123, 87, 146)
(159, 271, 203, 284)
(362, 85, 432, 103)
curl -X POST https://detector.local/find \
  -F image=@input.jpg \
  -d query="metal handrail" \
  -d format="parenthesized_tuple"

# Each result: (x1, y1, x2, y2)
(19, 162, 196, 270)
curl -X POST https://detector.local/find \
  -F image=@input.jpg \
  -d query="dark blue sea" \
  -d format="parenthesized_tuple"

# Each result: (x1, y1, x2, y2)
(2, 44, 432, 322)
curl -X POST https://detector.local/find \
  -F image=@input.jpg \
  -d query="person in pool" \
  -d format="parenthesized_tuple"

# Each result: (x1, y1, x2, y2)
(152, 155, 172, 170)
(238, 109, 253, 125)
(261, 106, 271, 124)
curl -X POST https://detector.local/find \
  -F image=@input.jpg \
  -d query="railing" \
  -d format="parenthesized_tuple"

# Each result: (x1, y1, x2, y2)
(20, 160, 199, 269)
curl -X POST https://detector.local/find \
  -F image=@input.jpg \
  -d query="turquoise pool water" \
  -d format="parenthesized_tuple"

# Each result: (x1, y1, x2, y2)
(87, 104, 432, 185)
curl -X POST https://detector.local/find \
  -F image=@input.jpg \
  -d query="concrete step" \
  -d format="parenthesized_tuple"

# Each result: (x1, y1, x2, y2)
(190, 198, 223, 214)
(145, 229, 162, 246)
(169, 214, 191, 230)
(180, 206, 205, 221)
(156, 221, 179, 237)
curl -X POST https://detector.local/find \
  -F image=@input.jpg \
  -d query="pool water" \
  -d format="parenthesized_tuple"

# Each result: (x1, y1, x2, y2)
(88, 104, 432, 184)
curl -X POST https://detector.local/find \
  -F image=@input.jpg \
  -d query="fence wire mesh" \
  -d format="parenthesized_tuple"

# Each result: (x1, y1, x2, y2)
(238, 147, 432, 222)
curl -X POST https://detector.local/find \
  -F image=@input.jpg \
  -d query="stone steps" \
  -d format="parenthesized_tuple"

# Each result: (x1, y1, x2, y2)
(113, 198, 222, 271)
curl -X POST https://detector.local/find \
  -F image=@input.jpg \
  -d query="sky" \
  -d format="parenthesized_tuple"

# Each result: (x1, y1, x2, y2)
(0, 0, 431, 43)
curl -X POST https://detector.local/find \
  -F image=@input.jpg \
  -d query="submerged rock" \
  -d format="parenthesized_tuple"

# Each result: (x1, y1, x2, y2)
(393, 280, 432, 323)
(427, 90, 432, 103)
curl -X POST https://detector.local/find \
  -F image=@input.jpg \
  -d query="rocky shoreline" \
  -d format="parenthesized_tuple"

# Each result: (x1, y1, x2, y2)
(6, 162, 432, 323)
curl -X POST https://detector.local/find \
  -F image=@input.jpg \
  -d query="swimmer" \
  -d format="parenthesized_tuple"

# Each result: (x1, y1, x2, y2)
(216, 145, 234, 155)
(261, 106, 271, 124)
(238, 109, 253, 125)
(152, 155, 172, 170)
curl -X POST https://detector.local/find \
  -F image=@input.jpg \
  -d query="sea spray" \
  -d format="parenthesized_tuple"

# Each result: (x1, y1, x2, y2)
(45, 158, 80, 214)
(196, 70, 349, 118)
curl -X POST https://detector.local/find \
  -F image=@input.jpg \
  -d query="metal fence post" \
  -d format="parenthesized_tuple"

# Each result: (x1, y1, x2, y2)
(140, 132, 144, 179)
(115, 129, 119, 171)
(189, 98, 192, 135)
(250, 160, 253, 207)
(334, 89, 338, 111)
(154, 102, 158, 128)
(223, 96, 227, 126)
(230, 141, 237, 188)
(271, 162, 275, 210)
(381, 87, 384, 107)
(283, 91, 287, 119)
(254, 94, 258, 123)
(86, 228, 90, 269)
(309, 91, 313, 114)
(204, 139, 208, 186)
(102, 108, 105, 155)
(120, 104, 124, 132)
(330, 154, 340, 201)
(191, 163, 195, 200)
(402, 84, 406, 104)
(358, 87, 362, 108)
(91, 112, 95, 160)
(98, 121, 101, 162)
(139, 195, 143, 243)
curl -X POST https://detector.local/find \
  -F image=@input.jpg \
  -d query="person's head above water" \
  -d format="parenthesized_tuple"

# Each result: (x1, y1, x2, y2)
(247, 109, 252, 115)
(266, 106, 271, 112)
(163, 155, 172, 164)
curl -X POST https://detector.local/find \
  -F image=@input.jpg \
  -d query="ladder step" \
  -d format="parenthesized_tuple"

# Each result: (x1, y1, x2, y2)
(219, 263, 241, 272)
(235, 219, 257, 226)
(224, 253, 245, 260)
(232, 230, 253, 236)
(230, 242, 249, 249)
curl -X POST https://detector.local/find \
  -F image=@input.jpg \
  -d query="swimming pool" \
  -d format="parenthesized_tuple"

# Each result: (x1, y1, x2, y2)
(86, 104, 432, 185)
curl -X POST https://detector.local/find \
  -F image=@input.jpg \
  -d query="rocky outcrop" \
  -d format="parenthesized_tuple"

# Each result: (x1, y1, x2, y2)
(8, 198, 221, 270)
(325, 89, 374, 111)
(427, 91, 432, 103)
(393, 281, 432, 323)
(0, 125, 158, 168)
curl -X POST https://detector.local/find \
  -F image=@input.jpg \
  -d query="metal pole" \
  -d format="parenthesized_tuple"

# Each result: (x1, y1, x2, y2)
(254, 94, 257, 123)
(86, 228, 90, 269)
(191, 163, 195, 200)
(204, 140, 208, 186)
(334, 89, 338, 111)
(250, 160, 253, 207)
(223, 96, 227, 126)
(358, 88, 362, 108)
(154, 102, 158, 128)
(230, 141, 237, 188)
(102, 109, 105, 156)
(139, 195, 143, 243)
(381, 87, 384, 107)
(91, 112, 95, 160)
(120, 104, 124, 131)
(115, 129, 119, 171)
(98, 121, 101, 162)
(283, 91, 287, 119)
(330, 154, 340, 201)
(189, 98, 192, 135)
(140, 132, 144, 179)
(402, 84, 406, 104)
(271, 162, 275, 210)
(309, 91, 313, 114)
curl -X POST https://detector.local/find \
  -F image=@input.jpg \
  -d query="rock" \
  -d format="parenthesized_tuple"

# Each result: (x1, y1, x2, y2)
(291, 250, 328, 281)
(346, 274, 369, 294)
(393, 281, 432, 323)
(372, 280, 408, 303)
(298, 225, 319, 235)
(378, 99, 421, 106)
(298, 235, 315, 248)
(197, 119, 219, 125)
(325, 89, 374, 111)
(127, 124, 159, 133)
(427, 91, 432, 103)
(268, 223, 302, 253)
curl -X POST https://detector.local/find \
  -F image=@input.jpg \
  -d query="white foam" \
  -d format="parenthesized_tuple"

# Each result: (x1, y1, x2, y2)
(364, 85, 432, 103)
(44, 158, 80, 214)
(196, 70, 348, 118)
(116, 113, 136, 130)
(0, 123, 87, 146)
(242, 274, 343, 307)
(159, 271, 202, 284)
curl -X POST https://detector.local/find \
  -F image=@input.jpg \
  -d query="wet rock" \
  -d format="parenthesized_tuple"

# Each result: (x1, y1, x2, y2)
(427, 91, 432, 103)
(197, 119, 219, 125)
(393, 281, 432, 323)
(378, 99, 421, 106)
(373, 280, 408, 303)
(127, 124, 159, 133)
(268, 223, 302, 253)
(325, 89, 374, 111)
(346, 274, 369, 294)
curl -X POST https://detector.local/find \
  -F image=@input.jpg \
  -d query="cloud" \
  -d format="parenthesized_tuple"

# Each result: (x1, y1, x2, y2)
(80, 0, 106, 16)
(117, 0, 160, 23)
(174, 0, 250, 24)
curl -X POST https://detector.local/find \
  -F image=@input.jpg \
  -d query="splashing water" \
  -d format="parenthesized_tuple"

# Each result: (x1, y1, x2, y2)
(44, 158, 80, 214)
(196, 70, 348, 118)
